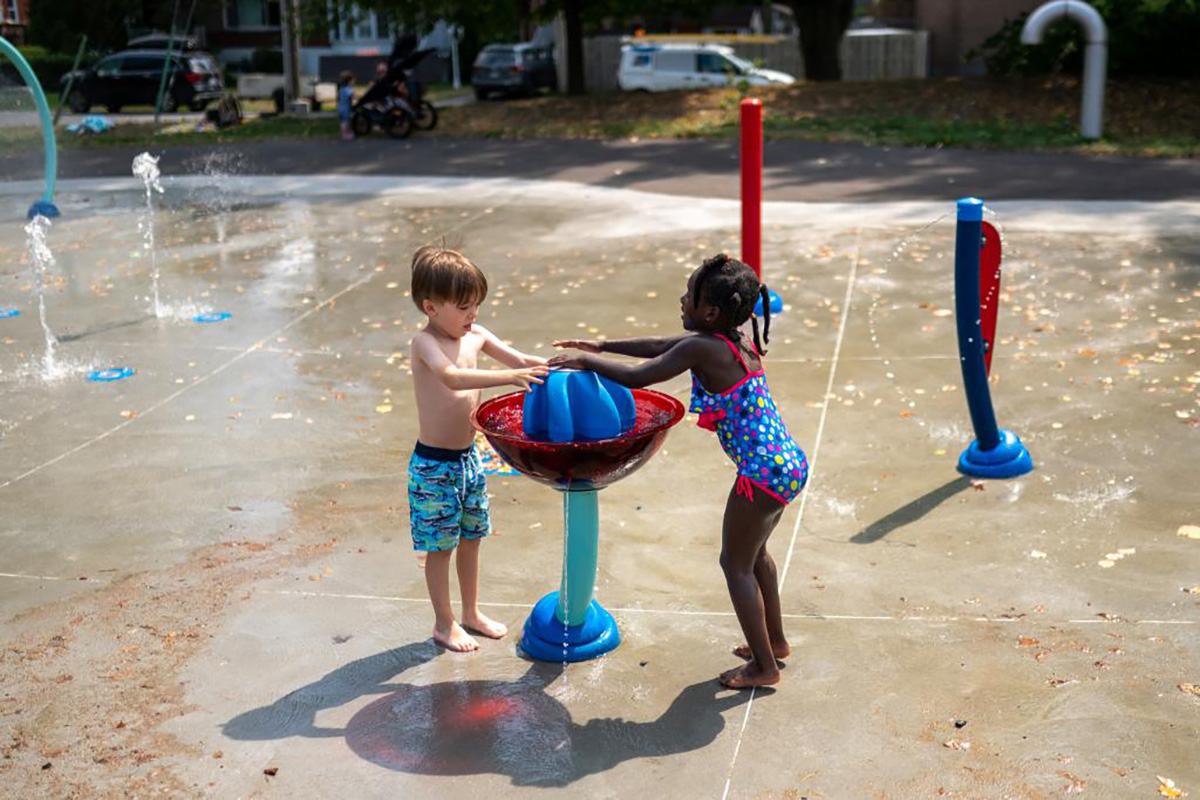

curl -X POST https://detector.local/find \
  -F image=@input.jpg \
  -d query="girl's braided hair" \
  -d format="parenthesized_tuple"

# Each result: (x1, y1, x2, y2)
(694, 253, 771, 355)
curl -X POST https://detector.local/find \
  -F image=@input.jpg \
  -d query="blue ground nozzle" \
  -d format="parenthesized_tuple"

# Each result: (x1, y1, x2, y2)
(87, 366, 136, 382)
(523, 369, 635, 442)
(193, 311, 232, 323)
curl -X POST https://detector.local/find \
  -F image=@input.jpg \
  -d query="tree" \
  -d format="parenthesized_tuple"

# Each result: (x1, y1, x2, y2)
(789, 0, 855, 81)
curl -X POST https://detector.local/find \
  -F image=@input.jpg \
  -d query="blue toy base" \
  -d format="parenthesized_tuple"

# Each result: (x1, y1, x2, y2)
(958, 429, 1033, 479)
(520, 591, 620, 662)
(754, 289, 783, 317)
(193, 311, 232, 324)
(28, 201, 60, 219)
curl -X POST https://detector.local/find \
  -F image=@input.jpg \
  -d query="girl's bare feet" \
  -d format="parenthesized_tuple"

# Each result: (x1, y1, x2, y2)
(462, 611, 508, 639)
(433, 621, 479, 652)
(732, 642, 790, 661)
(719, 663, 781, 690)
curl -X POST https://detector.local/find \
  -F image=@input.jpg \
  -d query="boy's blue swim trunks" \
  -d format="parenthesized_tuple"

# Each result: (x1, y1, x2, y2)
(407, 442, 490, 552)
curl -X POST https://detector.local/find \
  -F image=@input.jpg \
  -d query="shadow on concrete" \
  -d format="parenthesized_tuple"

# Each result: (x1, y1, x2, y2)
(56, 314, 152, 343)
(850, 475, 972, 545)
(223, 640, 753, 787)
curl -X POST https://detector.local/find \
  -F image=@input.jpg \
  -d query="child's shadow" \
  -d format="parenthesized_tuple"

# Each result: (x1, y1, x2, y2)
(223, 641, 755, 787)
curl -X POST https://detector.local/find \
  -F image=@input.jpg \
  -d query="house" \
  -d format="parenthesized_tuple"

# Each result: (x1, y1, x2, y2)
(193, 2, 448, 84)
(1, 0, 31, 46)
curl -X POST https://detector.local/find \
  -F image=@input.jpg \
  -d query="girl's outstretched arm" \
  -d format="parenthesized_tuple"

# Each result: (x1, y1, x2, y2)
(548, 337, 708, 389)
(552, 335, 693, 360)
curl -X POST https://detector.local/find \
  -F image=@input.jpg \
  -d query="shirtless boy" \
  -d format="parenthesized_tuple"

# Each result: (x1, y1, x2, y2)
(406, 245, 547, 652)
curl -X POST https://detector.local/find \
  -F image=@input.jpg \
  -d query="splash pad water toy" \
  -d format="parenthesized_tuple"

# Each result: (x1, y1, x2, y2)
(954, 198, 1033, 478)
(473, 379, 684, 662)
(0, 36, 59, 219)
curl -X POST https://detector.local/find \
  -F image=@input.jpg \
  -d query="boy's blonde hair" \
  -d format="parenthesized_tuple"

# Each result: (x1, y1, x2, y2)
(410, 245, 488, 313)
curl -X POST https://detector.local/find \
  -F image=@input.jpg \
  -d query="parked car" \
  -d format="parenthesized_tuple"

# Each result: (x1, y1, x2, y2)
(60, 49, 224, 113)
(472, 43, 556, 100)
(617, 43, 794, 92)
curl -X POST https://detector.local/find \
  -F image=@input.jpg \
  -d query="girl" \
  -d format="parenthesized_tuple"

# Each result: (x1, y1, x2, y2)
(337, 70, 356, 141)
(550, 254, 807, 689)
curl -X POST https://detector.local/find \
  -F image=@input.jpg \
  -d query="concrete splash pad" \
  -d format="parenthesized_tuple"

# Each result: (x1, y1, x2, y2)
(0, 176, 1196, 797)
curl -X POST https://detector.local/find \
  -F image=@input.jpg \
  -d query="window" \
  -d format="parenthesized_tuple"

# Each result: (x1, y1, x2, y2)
(5, 0, 18, 24)
(126, 56, 168, 72)
(653, 52, 693, 72)
(95, 57, 125, 77)
(697, 53, 727, 74)
(226, 0, 280, 29)
(632, 54, 651, 68)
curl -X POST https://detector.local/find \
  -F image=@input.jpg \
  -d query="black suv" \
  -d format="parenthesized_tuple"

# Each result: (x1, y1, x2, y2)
(472, 44, 556, 100)
(61, 49, 224, 113)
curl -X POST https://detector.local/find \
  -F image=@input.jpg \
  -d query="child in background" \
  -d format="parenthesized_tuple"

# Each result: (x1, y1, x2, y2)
(551, 254, 807, 689)
(337, 70, 355, 141)
(408, 246, 548, 652)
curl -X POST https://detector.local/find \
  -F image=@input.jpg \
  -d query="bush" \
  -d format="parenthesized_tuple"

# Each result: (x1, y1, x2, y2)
(972, 0, 1200, 78)
(16, 48, 79, 88)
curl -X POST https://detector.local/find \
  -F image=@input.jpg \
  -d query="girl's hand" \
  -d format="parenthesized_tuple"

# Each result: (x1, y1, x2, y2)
(547, 353, 589, 370)
(510, 365, 549, 392)
(552, 339, 603, 353)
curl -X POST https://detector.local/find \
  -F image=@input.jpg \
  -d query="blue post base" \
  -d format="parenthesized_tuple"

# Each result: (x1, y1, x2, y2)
(958, 429, 1033, 479)
(519, 591, 620, 662)
(754, 288, 783, 317)
(28, 201, 59, 219)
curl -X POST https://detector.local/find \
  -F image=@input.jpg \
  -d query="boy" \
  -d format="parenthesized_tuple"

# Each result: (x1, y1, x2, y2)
(407, 245, 548, 652)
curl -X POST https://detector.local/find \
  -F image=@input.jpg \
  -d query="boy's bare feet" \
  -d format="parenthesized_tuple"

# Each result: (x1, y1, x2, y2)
(732, 642, 790, 662)
(462, 611, 508, 639)
(433, 621, 479, 652)
(718, 663, 782, 690)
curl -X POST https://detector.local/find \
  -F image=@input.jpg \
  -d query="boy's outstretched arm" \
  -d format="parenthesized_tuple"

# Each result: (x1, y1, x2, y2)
(548, 338, 706, 389)
(477, 324, 547, 368)
(413, 333, 547, 391)
(553, 335, 693, 360)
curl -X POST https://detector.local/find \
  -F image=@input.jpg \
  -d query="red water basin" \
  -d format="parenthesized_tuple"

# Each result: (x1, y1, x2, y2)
(471, 389, 685, 491)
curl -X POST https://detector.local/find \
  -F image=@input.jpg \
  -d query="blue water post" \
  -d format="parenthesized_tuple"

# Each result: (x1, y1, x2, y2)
(520, 487, 620, 662)
(954, 198, 1032, 478)
(0, 36, 60, 219)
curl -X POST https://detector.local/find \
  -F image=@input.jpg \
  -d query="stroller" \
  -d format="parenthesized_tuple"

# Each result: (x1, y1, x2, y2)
(351, 49, 439, 139)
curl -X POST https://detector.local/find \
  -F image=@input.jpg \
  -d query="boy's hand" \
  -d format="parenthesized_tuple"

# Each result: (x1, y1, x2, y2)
(547, 353, 589, 370)
(510, 364, 549, 392)
(552, 339, 603, 353)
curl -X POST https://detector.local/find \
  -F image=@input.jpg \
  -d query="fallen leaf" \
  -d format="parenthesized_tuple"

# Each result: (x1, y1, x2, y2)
(264, 767, 279, 777)
(1157, 776, 1184, 798)
(1098, 560, 1116, 568)
(1178, 525, 1200, 540)
(227, 506, 243, 512)
(1018, 637, 1040, 647)
(942, 739, 970, 750)
(1179, 683, 1200, 696)
(1030, 550, 1048, 559)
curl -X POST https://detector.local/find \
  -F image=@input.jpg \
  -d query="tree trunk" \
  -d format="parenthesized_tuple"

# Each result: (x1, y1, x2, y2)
(792, 0, 855, 82)
(564, 0, 584, 95)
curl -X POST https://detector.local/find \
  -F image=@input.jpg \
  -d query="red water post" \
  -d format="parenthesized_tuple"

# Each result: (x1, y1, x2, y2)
(740, 98, 763, 278)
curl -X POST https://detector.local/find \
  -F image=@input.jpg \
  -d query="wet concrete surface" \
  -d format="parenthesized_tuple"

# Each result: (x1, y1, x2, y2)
(3, 137, 1200, 204)
(0, 175, 1197, 797)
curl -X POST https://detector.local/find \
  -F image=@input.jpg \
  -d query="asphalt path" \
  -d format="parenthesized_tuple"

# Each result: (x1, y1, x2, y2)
(1, 136, 1196, 202)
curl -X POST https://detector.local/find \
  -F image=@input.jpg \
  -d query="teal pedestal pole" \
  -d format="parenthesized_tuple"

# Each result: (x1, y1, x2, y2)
(520, 488, 620, 661)
(0, 36, 59, 219)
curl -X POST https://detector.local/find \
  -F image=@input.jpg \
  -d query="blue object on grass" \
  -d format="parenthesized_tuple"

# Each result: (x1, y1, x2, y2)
(0, 308, 18, 319)
(66, 115, 115, 135)
(522, 369, 635, 442)
(88, 366, 135, 382)
(193, 311, 232, 323)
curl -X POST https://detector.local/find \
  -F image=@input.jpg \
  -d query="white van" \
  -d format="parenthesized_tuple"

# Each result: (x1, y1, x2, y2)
(617, 43, 795, 92)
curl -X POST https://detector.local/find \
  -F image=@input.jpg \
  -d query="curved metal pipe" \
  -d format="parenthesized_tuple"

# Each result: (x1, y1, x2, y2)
(0, 36, 59, 218)
(1020, 0, 1108, 139)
